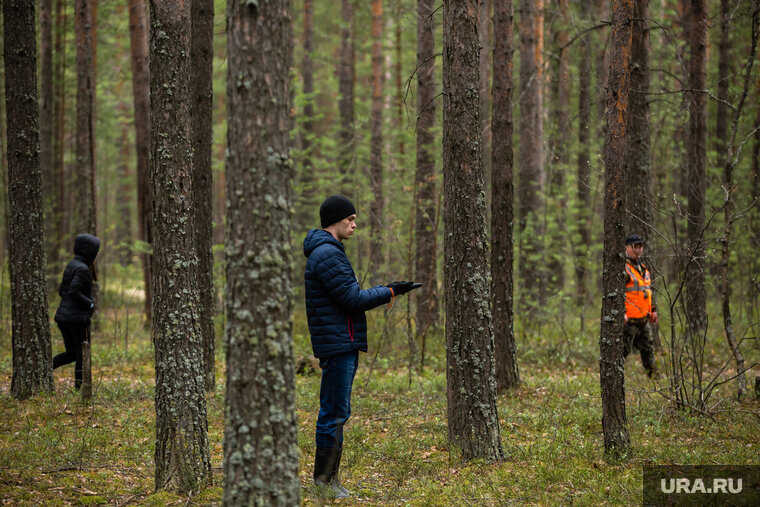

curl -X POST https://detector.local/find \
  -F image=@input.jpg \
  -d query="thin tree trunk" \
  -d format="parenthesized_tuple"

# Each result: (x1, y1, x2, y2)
(395, 0, 404, 157)
(719, 5, 758, 401)
(685, 0, 707, 347)
(715, 0, 730, 160)
(415, 0, 439, 368)
(751, 57, 760, 318)
(599, 0, 632, 460)
(40, 0, 56, 287)
(517, 0, 545, 313)
(127, 0, 152, 324)
(369, 0, 384, 281)
(223, 0, 299, 503)
(338, 0, 355, 193)
(443, 0, 503, 463)
(4, 0, 55, 400)
(150, 0, 211, 492)
(53, 0, 67, 271)
(75, 0, 97, 235)
(546, 0, 569, 294)
(575, 0, 592, 328)
(192, 0, 215, 393)
(115, 98, 132, 265)
(492, 0, 519, 392)
(299, 0, 317, 230)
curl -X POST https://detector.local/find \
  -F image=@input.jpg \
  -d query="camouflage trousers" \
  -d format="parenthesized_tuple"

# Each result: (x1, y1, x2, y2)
(623, 319, 655, 374)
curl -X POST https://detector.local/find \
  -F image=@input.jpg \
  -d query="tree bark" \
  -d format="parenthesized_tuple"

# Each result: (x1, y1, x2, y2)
(491, 0, 519, 392)
(191, 0, 216, 393)
(415, 0, 439, 367)
(127, 0, 152, 324)
(4, 0, 55, 400)
(443, 0, 504, 463)
(546, 0, 569, 293)
(150, 0, 211, 492)
(715, 0, 730, 160)
(685, 0, 707, 342)
(223, 0, 299, 504)
(599, 0, 632, 460)
(299, 0, 317, 230)
(75, 0, 97, 235)
(575, 0, 593, 327)
(369, 0, 384, 281)
(516, 0, 545, 312)
(53, 0, 67, 271)
(40, 0, 56, 285)
(338, 0, 355, 193)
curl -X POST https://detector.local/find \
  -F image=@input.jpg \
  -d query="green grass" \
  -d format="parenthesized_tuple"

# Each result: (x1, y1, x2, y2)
(1, 293, 758, 505)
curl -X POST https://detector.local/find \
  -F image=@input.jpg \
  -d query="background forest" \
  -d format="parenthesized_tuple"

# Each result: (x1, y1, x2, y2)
(1, 0, 759, 504)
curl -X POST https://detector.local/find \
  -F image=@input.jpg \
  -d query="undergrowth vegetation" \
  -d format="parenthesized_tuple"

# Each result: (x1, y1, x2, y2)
(1, 279, 758, 505)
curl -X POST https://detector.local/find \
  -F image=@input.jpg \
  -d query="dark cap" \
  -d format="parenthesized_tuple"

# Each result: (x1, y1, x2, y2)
(320, 195, 356, 228)
(625, 234, 643, 245)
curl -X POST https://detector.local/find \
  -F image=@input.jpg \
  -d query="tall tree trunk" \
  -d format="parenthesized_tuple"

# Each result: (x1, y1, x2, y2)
(626, 0, 660, 352)
(192, 0, 216, 393)
(492, 0, 519, 392)
(546, 0, 569, 293)
(480, 0, 493, 208)
(751, 56, 760, 318)
(223, 0, 299, 503)
(338, 0, 355, 193)
(517, 0, 545, 313)
(599, 0, 632, 460)
(75, 0, 97, 235)
(715, 0, 730, 161)
(443, 0, 504, 463)
(395, 0, 404, 156)
(127, 0, 152, 324)
(369, 0, 384, 281)
(415, 0, 439, 368)
(4, 0, 55, 400)
(115, 98, 132, 265)
(150, 0, 211, 492)
(575, 0, 592, 328)
(53, 0, 67, 270)
(685, 0, 707, 345)
(719, 5, 758, 401)
(299, 0, 317, 230)
(40, 0, 56, 286)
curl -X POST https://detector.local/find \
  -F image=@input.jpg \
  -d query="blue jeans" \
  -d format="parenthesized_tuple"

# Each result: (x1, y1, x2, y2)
(316, 350, 359, 449)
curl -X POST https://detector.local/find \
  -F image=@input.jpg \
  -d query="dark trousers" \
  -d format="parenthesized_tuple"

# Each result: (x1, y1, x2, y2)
(316, 350, 359, 449)
(53, 322, 88, 388)
(624, 319, 655, 373)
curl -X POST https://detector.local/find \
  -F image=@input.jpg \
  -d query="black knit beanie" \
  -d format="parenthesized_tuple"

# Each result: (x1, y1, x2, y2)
(320, 195, 356, 228)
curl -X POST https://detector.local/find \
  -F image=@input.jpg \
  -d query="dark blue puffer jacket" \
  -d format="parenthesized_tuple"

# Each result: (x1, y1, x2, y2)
(303, 229, 391, 358)
(54, 234, 100, 324)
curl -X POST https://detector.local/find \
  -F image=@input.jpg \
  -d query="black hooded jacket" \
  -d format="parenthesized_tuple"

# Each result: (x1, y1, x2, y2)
(54, 234, 100, 324)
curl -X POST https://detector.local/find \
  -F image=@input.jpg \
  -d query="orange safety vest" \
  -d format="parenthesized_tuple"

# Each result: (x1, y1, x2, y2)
(625, 261, 652, 319)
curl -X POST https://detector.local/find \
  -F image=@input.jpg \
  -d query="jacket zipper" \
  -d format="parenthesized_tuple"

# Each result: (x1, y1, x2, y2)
(347, 315, 354, 342)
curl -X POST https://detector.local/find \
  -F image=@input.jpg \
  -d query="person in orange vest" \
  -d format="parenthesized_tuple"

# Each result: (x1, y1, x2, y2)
(623, 234, 658, 376)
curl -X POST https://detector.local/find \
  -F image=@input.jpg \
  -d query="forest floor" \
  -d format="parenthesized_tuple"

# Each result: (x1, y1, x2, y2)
(1, 297, 759, 505)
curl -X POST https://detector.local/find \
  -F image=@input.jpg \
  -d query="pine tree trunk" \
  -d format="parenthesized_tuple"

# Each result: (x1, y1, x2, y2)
(338, 0, 355, 193)
(415, 0, 439, 368)
(626, 0, 660, 351)
(150, 0, 211, 492)
(115, 98, 132, 265)
(223, 0, 299, 503)
(443, 0, 503, 463)
(546, 0, 569, 293)
(192, 0, 216, 394)
(715, 0, 730, 159)
(4, 0, 55, 400)
(517, 0, 545, 312)
(53, 0, 67, 271)
(127, 0, 152, 324)
(491, 0, 519, 392)
(299, 0, 317, 230)
(685, 0, 707, 344)
(575, 0, 593, 326)
(75, 0, 97, 235)
(369, 0, 384, 281)
(40, 0, 56, 286)
(599, 0, 632, 460)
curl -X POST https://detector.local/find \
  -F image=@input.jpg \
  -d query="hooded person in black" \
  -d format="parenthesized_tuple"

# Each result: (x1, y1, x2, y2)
(53, 233, 100, 389)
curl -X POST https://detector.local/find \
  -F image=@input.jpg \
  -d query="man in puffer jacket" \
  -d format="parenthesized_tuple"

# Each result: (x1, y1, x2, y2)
(53, 233, 100, 389)
(304, 195, 419, 497)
